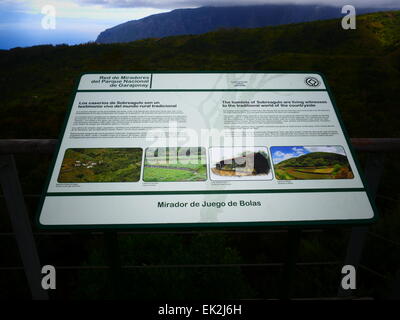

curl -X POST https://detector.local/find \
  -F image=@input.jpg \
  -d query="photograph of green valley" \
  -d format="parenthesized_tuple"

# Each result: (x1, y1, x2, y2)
(271, 146, 354, 180)
(0, 0, 400, 306)
(58, 148, 143, 183)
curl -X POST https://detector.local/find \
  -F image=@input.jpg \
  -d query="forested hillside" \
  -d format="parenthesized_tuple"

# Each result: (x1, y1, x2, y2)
(1, 11, 399, 139)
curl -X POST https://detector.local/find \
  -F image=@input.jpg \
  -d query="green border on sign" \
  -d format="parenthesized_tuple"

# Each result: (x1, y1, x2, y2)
(36, 71, 378, 230)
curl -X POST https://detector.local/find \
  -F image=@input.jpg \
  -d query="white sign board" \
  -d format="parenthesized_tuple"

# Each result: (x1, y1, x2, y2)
(37, 72, 376, 229)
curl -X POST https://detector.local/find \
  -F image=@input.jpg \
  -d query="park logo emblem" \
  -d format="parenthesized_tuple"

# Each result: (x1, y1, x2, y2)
(305, 77, 320, 87)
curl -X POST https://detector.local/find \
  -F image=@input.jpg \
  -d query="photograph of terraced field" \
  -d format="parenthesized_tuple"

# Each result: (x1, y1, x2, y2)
(57, 148, 143, 183)
(209, 147, 273, 181)
(271, 146, 354, 180)
(143, 147, 207, 182)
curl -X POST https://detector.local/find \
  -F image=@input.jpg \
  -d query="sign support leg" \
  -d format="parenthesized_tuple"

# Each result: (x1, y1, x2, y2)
(338, 153, 385, 297)
(0, 155, 48, 300)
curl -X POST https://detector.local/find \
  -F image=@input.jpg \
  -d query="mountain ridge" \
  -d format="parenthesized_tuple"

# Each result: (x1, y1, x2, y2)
(96, 5, 396, 44)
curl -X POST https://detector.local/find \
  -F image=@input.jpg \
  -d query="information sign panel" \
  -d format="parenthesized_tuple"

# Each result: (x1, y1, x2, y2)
(37, 72, 376, 229)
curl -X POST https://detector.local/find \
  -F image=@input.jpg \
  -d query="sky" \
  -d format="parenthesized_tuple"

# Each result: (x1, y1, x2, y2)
(0, 0, 399, 49)
(271, 146, 347, 164)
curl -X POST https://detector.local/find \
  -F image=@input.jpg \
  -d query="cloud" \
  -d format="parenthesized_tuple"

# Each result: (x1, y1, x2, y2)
(273, 151, 295, 164)
(274, 151, 285, 157)
(304, 146, 346, 155)
(291, 147, 305, 155)
(7, 1, 169, 20)
(272, 145, 348, 164)
(74, 0, 400, 9)
(0, 0, 167, 49)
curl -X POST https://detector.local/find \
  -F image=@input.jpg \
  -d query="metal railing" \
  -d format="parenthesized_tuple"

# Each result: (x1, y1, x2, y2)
(1, 138, 400, 300)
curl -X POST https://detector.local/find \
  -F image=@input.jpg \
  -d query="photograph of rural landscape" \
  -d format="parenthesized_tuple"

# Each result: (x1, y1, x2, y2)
(209, 147, 273, 181)
(143, 147, 207, 182)
(271, 146, 354, 180)
(57, 148, 143, 183)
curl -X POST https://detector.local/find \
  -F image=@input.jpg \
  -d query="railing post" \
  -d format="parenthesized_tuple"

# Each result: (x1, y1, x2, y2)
(0, 154, 48, 300)
(338, 152, 385, 297)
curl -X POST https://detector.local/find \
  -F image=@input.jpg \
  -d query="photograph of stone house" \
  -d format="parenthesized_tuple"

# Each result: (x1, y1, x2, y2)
(210, 147, 273, 181)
